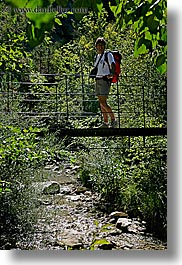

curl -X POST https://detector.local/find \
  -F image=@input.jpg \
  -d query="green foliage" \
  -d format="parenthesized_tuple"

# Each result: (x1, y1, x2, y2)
(0, 114, 77, 248)
(0, 180, 11, 193)
(1, 1, 167, 244)
(50, 10, 113, 76)
(90, 238, 112, 250)
(109, 0, 167, 74)
(0, 117, 76, 190)
(73, 0, 103, 13)
(0, 34, 32, 73)
(0, 124, 47, 178)
(78, 137, 167, 238)
(26, 12, 56, 48)
(0, 121, 47, 247)
(4, 0, 167, 73)
(5, 0, 58, 48)
(0, 3, 33, 73)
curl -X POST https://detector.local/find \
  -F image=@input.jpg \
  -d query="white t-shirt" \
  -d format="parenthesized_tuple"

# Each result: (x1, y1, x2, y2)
(94, 51, 115, 78)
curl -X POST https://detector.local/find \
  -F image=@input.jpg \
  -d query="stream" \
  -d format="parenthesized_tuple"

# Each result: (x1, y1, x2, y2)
(17, 163, 167, 250)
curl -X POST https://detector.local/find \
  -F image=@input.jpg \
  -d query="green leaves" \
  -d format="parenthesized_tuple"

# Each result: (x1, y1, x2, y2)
(4, 0, 104, 48)
(4, 0, 167, 73)
(156, 54, 165, 68)
(5, 0, 57, 48)
(0, 31, 32, 73)
(73, 0, 103, 13)
(109, 0, 167, 74)
(146, 14, 159, 34)
(90, 238, 112, 250)
(0, 180, 11, 193)
(5, 0, 51, 8)
(26, 12, 56, 48)
(0, 124, 47, 171)
(134, 36, 152, 56)
(5, 0, 27, 8)
(155, 54, 166, 74)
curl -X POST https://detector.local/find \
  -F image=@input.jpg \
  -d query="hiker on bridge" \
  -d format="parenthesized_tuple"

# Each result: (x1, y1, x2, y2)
(93, 37, 117, 128)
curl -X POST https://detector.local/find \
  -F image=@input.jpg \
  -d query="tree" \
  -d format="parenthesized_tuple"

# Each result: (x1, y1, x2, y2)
(109, 0, 167, 74)
(4, 0, 167, 73)
(0, 2, 33, 74)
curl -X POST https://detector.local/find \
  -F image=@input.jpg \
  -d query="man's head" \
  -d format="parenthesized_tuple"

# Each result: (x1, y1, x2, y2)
(95, 37, 106, 54)
(95, 37, 106, 46)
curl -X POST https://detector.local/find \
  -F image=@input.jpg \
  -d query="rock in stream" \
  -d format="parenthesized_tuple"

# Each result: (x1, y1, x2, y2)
(17, 163, 167, 250)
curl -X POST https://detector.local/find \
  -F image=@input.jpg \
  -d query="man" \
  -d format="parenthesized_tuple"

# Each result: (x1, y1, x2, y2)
(93, 37, 117, 128)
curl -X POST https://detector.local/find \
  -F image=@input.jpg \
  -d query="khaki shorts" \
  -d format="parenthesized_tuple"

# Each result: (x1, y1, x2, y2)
(95, 78, 111, 96)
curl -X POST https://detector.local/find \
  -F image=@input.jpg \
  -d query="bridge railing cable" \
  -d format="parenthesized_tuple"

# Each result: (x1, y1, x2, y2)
(0, 72, 167, 136)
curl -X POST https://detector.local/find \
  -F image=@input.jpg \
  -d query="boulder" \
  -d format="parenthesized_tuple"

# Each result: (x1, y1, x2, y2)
(42, 181, 60, 195)
(57, 237, 83, 250)
(57, 230, 84, 250)
(109, 211, 128, 220)
(75, 186, 88, 194)
(59, 186, 72, 194)
(116, 218, 132, 232)
(65, 195, 81, 201)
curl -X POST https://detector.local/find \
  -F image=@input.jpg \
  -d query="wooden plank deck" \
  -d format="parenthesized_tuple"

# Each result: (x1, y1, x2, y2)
(58, 127, 167, 137)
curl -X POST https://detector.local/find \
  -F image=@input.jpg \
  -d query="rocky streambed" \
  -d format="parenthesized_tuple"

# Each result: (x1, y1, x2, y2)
(17, 163, 167, 250)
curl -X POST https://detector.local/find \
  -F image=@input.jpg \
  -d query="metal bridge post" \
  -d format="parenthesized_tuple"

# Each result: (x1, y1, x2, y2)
(142, 85, 146, 147)
(55, 77, 58, 120)
(65, 75, 69, 121)
(116, 80, 121, 128)
(7, 72, 11, 112)
(81, 73, 85, 111)
(80, 57, 85, 110)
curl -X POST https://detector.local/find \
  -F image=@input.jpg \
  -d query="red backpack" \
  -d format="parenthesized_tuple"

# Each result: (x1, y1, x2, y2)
(105, 50, 122, 83)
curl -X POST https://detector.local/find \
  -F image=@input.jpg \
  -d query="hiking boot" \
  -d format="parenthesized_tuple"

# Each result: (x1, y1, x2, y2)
(97, 122, 109, 128)
(110, 119, 118, 128)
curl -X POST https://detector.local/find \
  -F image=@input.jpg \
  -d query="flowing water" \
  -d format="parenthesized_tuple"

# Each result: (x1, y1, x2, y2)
(16, 163, 167, 250)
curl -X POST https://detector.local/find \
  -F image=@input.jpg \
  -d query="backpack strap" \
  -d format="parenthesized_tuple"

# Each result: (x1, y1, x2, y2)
(94, 52, 104, 68)
(104, 51, 110, 71)
(105, 51, 115, 74)
(105, 51, 109, 65)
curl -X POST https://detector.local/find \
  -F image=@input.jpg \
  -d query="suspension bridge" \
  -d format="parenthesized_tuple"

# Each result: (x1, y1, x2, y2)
(0, 72, 167, 141)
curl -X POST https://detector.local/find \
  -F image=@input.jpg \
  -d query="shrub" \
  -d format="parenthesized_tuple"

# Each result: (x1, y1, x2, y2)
(78, 137, 167, 239)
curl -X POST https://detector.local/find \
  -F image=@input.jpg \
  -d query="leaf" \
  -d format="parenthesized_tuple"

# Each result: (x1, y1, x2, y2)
(156, 54, 165, 68)
(146, 15, 159, 34)
(134, 36, 152, 56)
(26, 13, 56, 29)
(145, 31, 152, 40)
(109, 2, 122, 16)
(160, 26, 167, 42)
(96, 1, 103, 13)
(26, 12, 56, 48)
(5, 0, 51, 8)
(134, 43, 147, 57)
(91, 238, 111, 247)
(155, 5, 163, 20)
(156, 59, 167, 75)
(27, 24, 44, 48)
(73, 0, 103, 13)
(55, 17, 62, 25)
(125, 13, 134, 24)
(5, 0, 27, 8)
(135, 2, 150, 18)
(26, 0, 45, 8)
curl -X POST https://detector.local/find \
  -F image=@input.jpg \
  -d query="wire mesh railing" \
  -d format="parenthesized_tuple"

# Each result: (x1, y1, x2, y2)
(0, 72, 167, 131)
